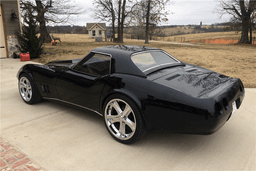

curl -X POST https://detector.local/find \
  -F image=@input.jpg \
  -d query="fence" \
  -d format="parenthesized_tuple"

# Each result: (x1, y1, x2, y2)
(124, 34, 256, 45)
(189, 38, 256, 45)
(190, 38, 238, 44)
(124, 34, 168, 41)
(174, 37, 185, 42)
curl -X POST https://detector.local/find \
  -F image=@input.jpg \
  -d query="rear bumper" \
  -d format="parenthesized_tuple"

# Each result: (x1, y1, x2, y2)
(143, 79, 245, 134)
(203, 78, 245, 134)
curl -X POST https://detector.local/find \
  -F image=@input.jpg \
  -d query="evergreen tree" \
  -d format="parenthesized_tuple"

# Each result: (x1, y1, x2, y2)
(16, 4, 43, 59)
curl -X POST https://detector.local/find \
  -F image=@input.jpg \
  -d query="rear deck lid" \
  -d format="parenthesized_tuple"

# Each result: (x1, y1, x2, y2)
(149, 64, 234, 98)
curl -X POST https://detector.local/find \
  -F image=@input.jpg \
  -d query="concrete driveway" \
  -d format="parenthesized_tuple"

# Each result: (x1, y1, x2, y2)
(1, 58, 255, 170)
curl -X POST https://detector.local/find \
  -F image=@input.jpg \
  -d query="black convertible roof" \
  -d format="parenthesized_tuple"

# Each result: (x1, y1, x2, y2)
(91, 45, 161, 77)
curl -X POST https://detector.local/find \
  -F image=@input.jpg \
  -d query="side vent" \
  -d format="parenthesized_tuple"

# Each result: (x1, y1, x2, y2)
(219, 74, 227, 78)
(186, 69, 197, 72)
(166, 74, 180, 81)
(41, 84, 50, 94)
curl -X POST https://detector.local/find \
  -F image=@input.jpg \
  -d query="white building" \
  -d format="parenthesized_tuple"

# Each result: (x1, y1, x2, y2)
(86, 23, 106, 40)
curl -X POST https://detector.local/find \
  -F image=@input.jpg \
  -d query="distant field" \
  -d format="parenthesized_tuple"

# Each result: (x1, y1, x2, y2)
(34, 32, 256, 87)
(150, 31, 256, 42)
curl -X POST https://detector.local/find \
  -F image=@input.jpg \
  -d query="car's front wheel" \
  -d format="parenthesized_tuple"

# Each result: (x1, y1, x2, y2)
(19, 73, 42, 104)
(103, 95, 146, 144)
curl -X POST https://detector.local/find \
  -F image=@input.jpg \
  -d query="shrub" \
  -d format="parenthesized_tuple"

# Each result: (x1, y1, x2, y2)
(15, 5, 43, 59)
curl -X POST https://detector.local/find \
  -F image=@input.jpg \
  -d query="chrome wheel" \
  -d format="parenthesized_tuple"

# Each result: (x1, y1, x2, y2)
(19, 77, 32, 102)
(104, 99, 136, 140)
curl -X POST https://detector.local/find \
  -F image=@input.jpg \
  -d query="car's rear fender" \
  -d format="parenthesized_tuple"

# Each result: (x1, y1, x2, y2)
(100, 89, 142, 114)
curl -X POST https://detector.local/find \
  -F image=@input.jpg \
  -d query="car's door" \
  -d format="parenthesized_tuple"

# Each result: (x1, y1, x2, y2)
(55, 52, 111, 112)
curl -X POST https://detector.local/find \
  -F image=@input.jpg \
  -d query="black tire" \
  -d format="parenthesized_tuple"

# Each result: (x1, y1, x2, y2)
(103, 94, 146, 144)
(19, 73, 42, 104)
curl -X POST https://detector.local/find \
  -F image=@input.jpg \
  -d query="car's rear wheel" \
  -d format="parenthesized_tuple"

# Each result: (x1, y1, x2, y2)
(103, 95, 145, 144)
(19, 73, 42, 104)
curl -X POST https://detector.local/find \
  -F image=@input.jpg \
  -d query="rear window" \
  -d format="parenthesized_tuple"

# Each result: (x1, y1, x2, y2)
(131, 51, 179, 72)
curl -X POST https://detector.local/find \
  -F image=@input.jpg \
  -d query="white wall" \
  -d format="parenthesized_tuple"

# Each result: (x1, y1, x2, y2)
(88, 25, 105, 39)
(0, 4, 7, 57)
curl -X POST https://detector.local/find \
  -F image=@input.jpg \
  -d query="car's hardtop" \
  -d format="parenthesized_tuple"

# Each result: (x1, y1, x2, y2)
(92, 45, 159, 55)
(91, 45, 184, 77)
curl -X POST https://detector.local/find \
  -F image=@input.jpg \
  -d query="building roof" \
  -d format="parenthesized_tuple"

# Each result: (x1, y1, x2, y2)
(86, 23, 106, 30)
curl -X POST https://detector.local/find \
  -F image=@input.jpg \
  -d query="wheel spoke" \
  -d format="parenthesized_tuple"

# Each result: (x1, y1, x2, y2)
(20, 87, 24, 93)
(28, 90, 32, 96)
(124, 118, 136, 131)
(20, 79, 25, 84)
(20, 83, 26, 88)
(112, 101, 122, 115)
(25, 92, 29, 99)
(112, 125, 120, 135)
(27, 85, 31, 90)
(119, 121, 126, 136)
(22, 91, 27, 97)
(106, 114, 120, 124)
(122, 105, 132, 117)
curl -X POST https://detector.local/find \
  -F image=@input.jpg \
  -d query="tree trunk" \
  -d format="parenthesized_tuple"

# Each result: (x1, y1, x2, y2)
(39, 20, 51, 43)
(112, 20, 115, 42)
(119, 0, 126, 43)
(117, 0, 121, 43)
(239, 0, 250, 44)
(110, 0, 116, 42)
(249, 18, 252, 44)
(145, 0, 151, 44)
(239, 17, 250, 43)
(35, 0, 51, 43)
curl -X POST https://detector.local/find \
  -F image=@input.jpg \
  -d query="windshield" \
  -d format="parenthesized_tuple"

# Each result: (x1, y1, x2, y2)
(131, 51, 180, 73)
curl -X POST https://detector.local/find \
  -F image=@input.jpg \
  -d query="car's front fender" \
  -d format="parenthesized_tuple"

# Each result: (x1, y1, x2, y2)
(17, 64, 35, 80)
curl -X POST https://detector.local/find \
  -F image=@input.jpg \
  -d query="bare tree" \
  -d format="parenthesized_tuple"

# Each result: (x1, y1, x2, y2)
(20, 0, 84, 42)
(93, 0, 116, 41)
(132, 0, 170, 44)
(94, 0, 137, 43)
(218, 0, 256, 44)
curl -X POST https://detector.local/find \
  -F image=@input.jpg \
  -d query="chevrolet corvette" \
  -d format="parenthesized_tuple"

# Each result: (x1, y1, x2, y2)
(17, 45, 245, 144)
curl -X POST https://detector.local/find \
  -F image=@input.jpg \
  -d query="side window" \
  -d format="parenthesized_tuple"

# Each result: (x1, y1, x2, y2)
(74, 53, 111, 76)
(99, 30, 102, 35)
(92, 30, 95, 36)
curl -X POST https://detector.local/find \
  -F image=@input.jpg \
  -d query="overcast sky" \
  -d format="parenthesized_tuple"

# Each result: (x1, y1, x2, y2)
(66, 0, 231, 26)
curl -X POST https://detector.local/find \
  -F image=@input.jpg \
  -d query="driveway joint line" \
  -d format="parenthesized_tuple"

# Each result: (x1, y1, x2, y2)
(2, 110, 64, 131)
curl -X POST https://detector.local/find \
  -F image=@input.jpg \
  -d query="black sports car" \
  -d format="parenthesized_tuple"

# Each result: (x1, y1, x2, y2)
(17, 45, 245, 144)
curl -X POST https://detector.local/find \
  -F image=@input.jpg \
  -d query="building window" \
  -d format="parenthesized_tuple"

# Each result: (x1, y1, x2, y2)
(92, 30, 95, 36)
(99, 30, 102, 35)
